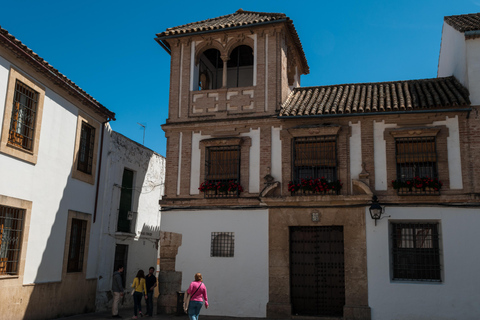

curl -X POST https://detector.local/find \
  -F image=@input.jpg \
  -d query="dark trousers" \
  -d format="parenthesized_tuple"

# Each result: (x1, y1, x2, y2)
(133, 291, 143, 316)
(146, 291, 154, 315)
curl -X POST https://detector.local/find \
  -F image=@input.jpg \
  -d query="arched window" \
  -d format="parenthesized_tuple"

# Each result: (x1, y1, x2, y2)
(197, 48, 223, 90)
(227, 45, 253, 88)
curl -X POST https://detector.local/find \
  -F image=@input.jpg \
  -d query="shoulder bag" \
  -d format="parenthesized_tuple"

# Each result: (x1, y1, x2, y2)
(183, 282, 203, 313)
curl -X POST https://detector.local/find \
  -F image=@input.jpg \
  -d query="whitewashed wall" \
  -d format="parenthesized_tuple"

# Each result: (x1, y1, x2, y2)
(0, 55, 101, 284)
(366, 206, 480, 320)
(95, 130, 165, 310)
(160, 209, 269, 317)
(438, 23, 467, 85)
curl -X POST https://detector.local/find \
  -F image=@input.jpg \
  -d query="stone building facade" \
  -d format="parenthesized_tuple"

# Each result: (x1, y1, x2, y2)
(156, 10, 480, 320)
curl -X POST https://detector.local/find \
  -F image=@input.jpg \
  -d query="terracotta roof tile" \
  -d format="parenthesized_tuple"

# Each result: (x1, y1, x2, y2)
(444, 13, 480, 33)
(0, 26, 115, 120)
(279, 76, 470, 117)
(156, 9, 309, 74)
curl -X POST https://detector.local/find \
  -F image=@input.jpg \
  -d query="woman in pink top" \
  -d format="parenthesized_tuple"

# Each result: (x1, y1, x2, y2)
(185, 273, 209, 320)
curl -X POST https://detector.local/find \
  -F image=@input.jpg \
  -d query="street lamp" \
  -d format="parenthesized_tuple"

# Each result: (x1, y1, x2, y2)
(369, 195, 384, 226)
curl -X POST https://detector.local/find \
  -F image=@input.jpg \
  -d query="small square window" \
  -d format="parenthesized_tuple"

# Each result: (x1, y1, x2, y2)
(391, 222, 441, 282)
(211, 232, 234, 257)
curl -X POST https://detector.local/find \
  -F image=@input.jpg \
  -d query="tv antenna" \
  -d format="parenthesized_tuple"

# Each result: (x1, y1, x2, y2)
(137, 123, 146, 145)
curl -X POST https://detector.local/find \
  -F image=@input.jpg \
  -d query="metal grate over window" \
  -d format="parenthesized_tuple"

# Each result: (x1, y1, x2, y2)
(391, 222, 441, 282)
(77, 121, 95, 174)
(211, 232, 234, 257)
(67, 218, 87, 272)
(204, 146, 241, 198)
(8, 80, 38, 151)
(291, 136, 339, 195)
(395, 137, 439, 194)
(0, 205, 25, 276)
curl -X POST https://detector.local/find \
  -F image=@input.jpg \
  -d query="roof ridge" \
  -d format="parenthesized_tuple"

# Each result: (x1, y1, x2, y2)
(0, 25, 115, 120)
(292, 76, 457, 91)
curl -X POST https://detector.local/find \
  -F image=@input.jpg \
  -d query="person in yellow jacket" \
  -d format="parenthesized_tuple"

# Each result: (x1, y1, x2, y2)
(131, 269, 148, 319)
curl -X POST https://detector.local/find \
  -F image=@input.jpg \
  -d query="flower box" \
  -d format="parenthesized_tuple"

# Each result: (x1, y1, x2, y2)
(288, 177, 342, 195)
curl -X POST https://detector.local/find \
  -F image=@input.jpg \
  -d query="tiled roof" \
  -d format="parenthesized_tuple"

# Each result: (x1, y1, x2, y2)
(156, 9, 309, 74)
(279, 76, 470, 117)
(0, 26, 115, 120)
(444, 13, 480, 32)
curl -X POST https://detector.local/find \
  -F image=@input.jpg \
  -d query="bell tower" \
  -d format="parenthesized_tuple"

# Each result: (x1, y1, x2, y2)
(155, 9, 309, 123)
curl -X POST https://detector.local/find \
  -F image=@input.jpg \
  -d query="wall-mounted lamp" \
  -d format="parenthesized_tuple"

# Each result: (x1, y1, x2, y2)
(369, 195, 384, 226)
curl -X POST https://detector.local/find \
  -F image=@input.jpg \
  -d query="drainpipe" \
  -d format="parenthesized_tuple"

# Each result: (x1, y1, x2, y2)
(93, 119, 110, 223)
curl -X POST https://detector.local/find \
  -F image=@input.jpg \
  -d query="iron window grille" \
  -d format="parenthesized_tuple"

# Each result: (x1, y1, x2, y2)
(8, 80, 38, 151)
(77, 121, 96, 174)
(391, 222, 441, 282)
(291, 136, 339, 194)
(0, 205, 25, 276)
(204, 146, 241, 198)
(211, 232, 234, 257)
(67, 218, 87, 272)
(395, 137, 439, 195)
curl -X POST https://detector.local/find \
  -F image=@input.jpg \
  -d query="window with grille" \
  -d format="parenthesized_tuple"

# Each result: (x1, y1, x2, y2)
(117, 168, 134, 233)
(395, 137, 439, 194)
(67, 218, 87, 272)
(77, 121, 95, 174)
(204, 146, 241, 197)
(8, 80, 38, 151)
(0, 205, 25, 276)
(391, 222, 441, 282)
(291, 136, 338, 194)
(211, 232, 234, 257)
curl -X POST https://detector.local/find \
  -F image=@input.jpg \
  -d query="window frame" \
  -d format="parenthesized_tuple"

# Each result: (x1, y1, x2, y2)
(390, 221, 442, 282)
(77, 121, 96, 174)
(72, 111, 100, 185)
(0, 195, 32, 280)
(0, 67, 45, 164)
(292, 135, 338, 183)
(388, 127, 445, 195)
(199, 137, 251, 197)
(62, 210, 91, 276)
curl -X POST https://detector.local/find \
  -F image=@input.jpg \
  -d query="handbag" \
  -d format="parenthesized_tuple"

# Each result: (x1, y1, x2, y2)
(183, 282, 203, 313)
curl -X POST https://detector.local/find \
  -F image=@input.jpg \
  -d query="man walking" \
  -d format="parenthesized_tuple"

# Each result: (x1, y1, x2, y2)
(112, 265, 124, 318)
(145, 267, 157, 316)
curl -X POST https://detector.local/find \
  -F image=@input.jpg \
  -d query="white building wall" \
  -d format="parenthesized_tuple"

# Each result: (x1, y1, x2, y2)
(367, 206, 480, 320)
(95, 130, 165, 310)
(0, 55, 101, 284)
(160, 209, 269, 318)
(465, 38, 480, 105)
(438, 23, 467, 85)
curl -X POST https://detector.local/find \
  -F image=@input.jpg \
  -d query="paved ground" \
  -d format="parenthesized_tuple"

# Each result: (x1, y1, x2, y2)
(57, 307, 264, 320)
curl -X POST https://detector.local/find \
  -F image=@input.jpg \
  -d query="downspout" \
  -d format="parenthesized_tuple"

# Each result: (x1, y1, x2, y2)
(94, 119, 110, 223)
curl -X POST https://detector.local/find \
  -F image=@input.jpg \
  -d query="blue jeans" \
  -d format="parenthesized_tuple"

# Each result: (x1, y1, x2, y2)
(188, 301, 203, 320)
(146, 291, 154, 315)
(133, 291, 143, 316)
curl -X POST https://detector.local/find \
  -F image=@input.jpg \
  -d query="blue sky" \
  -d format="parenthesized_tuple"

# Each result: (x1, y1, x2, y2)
(1, 0, 479, 156)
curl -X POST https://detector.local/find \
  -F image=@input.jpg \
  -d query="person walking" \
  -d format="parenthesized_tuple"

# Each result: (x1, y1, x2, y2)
(112, 265, 124, 318)
(145, 267, 157, 316)
(184, 273, 209, 320)
(131, 269, 148, 319)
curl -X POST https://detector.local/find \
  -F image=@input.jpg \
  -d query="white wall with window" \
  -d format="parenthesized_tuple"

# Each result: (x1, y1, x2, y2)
(160, 208, 268, 317)
(366, 206, 480, 320)
(94, 130, 165, 310)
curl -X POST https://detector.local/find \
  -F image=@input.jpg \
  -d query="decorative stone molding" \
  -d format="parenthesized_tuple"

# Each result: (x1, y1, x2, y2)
(389, 126, 441, 138)
(352, 179, 373, 195)
(191, 87, 256, 115)
(286, 124, 341, 138)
